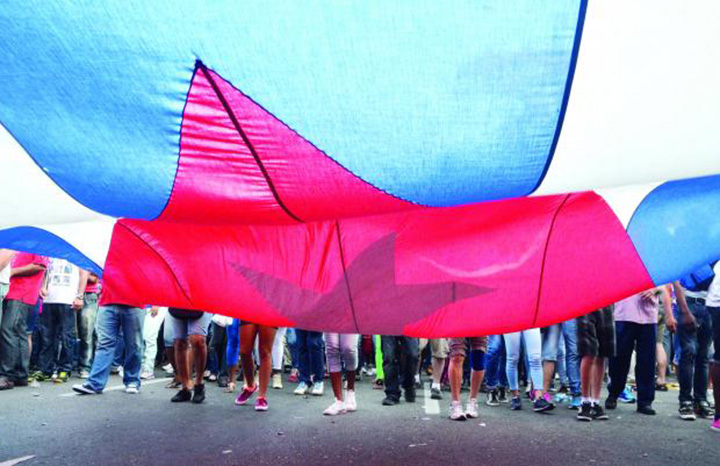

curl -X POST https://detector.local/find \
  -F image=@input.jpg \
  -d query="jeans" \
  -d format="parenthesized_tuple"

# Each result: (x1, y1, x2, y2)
(381, 336, 419, 399)
(286, 328, 299, 369)
(208, 321, 228, 376)
(38, 303, 77, 374)
(86, 305, 144, 391)
(608, 321, 657, 407)
(325, 333, 359, 373)
(272, 327, 287, 371)
(141, 307, 166, 374)
(296, 329, 325, 384)
(0, 299, 32, 381)
(484, 334, 508, 389)
(708, 306, 720, 363)
(76, 292, 99, 372)
(675, 300, 712, 403)
(0, 283, 9, 328)
(542, 319, 581, 395)
(225, 319, 240, 368)
(505, 329, 543, 392)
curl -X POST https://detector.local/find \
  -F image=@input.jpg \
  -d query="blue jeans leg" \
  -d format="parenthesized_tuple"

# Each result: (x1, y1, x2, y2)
(120, 306, 144, 388)
(561, 318, 581, 395)
(86, 305, 121, 391)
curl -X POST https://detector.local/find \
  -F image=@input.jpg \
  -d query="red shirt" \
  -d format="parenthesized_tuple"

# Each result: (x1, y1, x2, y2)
(5, 253, 49, 305)
(85, 277, 101, 294)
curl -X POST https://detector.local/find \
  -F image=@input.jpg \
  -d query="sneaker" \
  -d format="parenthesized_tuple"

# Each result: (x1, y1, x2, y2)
(311, 381, 325, 396)
(382, 396, 399, 406)
(79, 370, 90, 379)
(431, 387, 442, 400)
(31, 371, 51, 382)
(605, 396, 617, 410)
(171, 388, 192, 402)
(533, 396, 555, 412)
(345, 390, 357, 412)
(591, 403, 609, 420)
(694, 400, 714, 419)
(577, 402, 593, 421)
(637, 405, 656, 415)
(203, 370, 211, 380)
(372, 379, 384, 390)
(125, 385, 139, 394)
(405, 389, 416, 403)
(568, 395, 582, 410)
(72, 383, 101, 395)
(54, 372, 69, 384)
(679, 402, 697, 420)
(192, 384, 206, 404)
(618, 387, 636, 404)
(255, 397, 269, 412)
(162, 363, 174, 375)
(510, 396, 522, 411)
(486, 389, 500, 407)
(217, 375, 229, 388)
(272, 373, 283, 390)
(288, 369, 299, 383)
(465, 399, 479, 418)
(449, 401, 467, 421)
(294, 382, 310, 396)
(498, 387, 509, 403)
(140, 371, 155, 380)
(324, 399, 347, 416)
(235, 385, 258, 405)
(710, 418, 720, 432)
(208, 373, 217, 382)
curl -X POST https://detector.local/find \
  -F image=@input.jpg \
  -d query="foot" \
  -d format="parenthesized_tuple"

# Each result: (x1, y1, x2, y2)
(217, 376, 229, 388)
(54, 372, 69, 384)
(449, 401, 467, 421)
(272, 373, 283, 390)
(323, 399, 347, 416)
(288, 369, 299, 383)
(171, 388, 192, 402)
(372, 379, 384, 390)
(224, 382, 237, 393)
(533, 396, 555, 413)
(711, 418, 720, 432)
(140, 371, 155, 380)
(486, 389, 500, 407)
(404, 389, 416, 403)
(465, 399, 479, 419)
(192, 383, 206, 404)
(165, 379, 182, 389)
(694, 400, 714, 419)
(125, 385, 139, 394)
(510, 396, 522, 411)
(577, 402, 593, 421)
(636, 405, 656, 415)
(209, 373, 217, 382)
(294, 382, 310, 395)
(382, 396, 399, 406)
(605, 396, 617, 410)
(679, 402, 697, 420)
(235, 385, 258, 405)
(430, 386, 442, 400)
(497, 387, 509, 403)
(591, 403, 609, 420)
(254, 397, 269, 411)
(311, 381, 325, 396)
(568, 395, 582, 410)
(618, 387, 636, 404)
(13, 378, 29, 387)
(79, 370, 90, 379)
(72, 383, 101, 395)
(345, 390, 357, 412)
(162, 363, 174, 375)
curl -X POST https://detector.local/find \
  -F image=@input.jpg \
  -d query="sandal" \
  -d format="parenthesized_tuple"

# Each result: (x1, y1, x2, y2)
(224, 382, 236, 393)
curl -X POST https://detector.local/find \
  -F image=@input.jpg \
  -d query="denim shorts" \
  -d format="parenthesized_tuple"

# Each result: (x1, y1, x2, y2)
(172, 312, 212, 340)
(577, 306, 616, 358)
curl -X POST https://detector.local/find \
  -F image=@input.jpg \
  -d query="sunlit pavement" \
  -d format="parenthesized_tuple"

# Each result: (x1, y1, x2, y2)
(0, 374, 718, 466)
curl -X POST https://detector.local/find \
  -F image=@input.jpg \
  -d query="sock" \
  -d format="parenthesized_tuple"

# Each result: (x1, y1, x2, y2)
(582, 397, 591, 404)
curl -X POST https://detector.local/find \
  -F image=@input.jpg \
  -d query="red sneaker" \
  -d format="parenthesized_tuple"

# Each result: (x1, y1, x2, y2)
(235, 385, 258, 405)
(255, 397, 269, 411)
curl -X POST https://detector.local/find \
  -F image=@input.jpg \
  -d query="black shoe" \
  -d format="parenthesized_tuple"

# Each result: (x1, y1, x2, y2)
(605, 397, 617, 410)
(486, 389, 500, 407)
(592, 403, 609, 420)
(217, 376, 229, 388)
(695, 401, 714, 419)
(679, 402, 697, 420)
(405, 390, 416, 403)
(382, 396, 400, 406)
(577, 402, 593, 421)
(0, 377, 15, 390)
(13, 378, 29, 387)
(192, 384, 206, 404)
(430, 387, 442, 400)
(497, 387, 509, 403)
(533, 397, 555, 413)
(171, 388, 192, 403)
(637, 405, 656, 415)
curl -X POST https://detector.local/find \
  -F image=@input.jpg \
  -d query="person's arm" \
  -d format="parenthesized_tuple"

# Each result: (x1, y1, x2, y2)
(672, 281, 696, 330)
(73, 269, 90, 310)
(662, 284, 677, 333)
(11, 263, 46, 277)
(0, 249, 14, 271)
(87, 273, 99, 284)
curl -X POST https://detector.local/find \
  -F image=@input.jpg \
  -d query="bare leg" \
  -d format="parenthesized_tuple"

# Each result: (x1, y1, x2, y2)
(257, 326, 277, 399)
(189, 334, 207, 387)
(711, 362, 720, 419)
(543, 361, 556, 393)
(656, 343, 667, 385)
(580, 355, 595, 399)
(329, 372, 343, 401)
(469, 369, 485, 400)
(591, 358, 605, 401)
(449, 355, 464, 402)
(432, 357, 445, 386)
(174, 339, 191, 390)
(239, 325, 258, 390)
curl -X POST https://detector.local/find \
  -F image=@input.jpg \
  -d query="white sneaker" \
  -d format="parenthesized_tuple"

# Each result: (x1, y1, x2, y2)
(323, 399, 347, 416)
(311, 381, 325, 396)
(272, 373, 283, 389)
(449, 401, 467, 421)
(345, 390, 357, 412)
(162, 363, 174, 374)
(125, 385, 139, 394)
(140, 371, 155, 380)
(79, 370, 90, 379)
(294, 382, 309, 395)
(465, 398, 479, 418)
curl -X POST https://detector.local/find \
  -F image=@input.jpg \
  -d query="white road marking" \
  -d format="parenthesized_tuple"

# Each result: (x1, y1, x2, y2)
(59, 377, 172, 397)
(0, 455, 36, 466)
(423, 382, 440, 415)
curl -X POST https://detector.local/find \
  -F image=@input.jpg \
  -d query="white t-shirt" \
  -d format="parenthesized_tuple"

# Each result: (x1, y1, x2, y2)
(44, 259, 80, 305)
(0, 263, 10, 285)
(705, 263, 720, 308)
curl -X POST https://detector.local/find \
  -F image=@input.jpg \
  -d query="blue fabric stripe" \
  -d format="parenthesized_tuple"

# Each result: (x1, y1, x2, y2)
(0, 1, 582, 215)
(0, 227, 103, 276)
(627, 175, 720, 286)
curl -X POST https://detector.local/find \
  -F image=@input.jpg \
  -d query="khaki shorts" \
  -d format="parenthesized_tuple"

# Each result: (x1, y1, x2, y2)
(449, 336, 488, 358)
(418, 338, 449, 359)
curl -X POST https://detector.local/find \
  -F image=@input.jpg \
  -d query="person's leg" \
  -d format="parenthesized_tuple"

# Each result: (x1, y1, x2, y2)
(381, 336, 400, 401)
(120, 306, 144, 388)
(562, 319, 581, 397)
(709, 306, 720, 421)
(504, 332, 522, 396)
(239, 324, 259, 389)
(431, 339, 448, 388)
(580, 356, 595, 400)
(325, 333, 343, 400)
(400, 337, 419, 397)
(11, 301, 32, 382)
(141, 308, 165, 375)
(591, 357, 605, 401)
(448, 339, 465, 403)
(272, 327, 287, 373)
(37, 303, 57, 376)
(522, 329, 544, 399)
(693, 309, 712, 403)
(656, 341, 668, 385)
(295, 329, 311, 385)
(542, 324, 560, 393)
(57, 304, 76, 374)
(468, 337, 487, 400)
(256, 325, 277, 399)
(635, 323, 657, 409)
(556, 338, 568, 388)
(484, 335, 501, 390)
(85, 306, 120, 391)
(607, 321, 634, 401)
(78, 293, 99, 373)
(341, 334, 359, 392)
(173, 317, 191, 390)
(676, 312, 697, 404)
(308, 331, 325, 385)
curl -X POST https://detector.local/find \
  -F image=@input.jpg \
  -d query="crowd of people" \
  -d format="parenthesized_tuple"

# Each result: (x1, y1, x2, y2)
(0, 248, 719, 432)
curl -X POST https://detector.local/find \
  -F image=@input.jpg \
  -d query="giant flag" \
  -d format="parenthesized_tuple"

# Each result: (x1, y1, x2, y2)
(1, 1, 720, 336)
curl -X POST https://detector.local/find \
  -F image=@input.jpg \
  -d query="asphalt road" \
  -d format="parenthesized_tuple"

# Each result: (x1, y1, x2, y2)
(0, 373, 718, 466)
